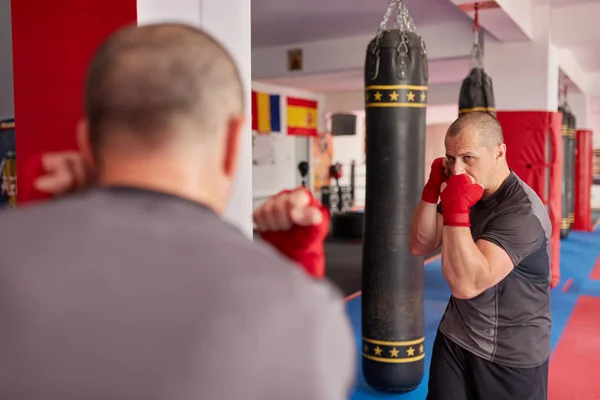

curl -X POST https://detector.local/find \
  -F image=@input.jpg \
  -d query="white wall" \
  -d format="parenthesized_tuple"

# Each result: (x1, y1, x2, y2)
(589, 102, 600, 210)
(0, 0, 13, 120)
(250, 81, 326, 209)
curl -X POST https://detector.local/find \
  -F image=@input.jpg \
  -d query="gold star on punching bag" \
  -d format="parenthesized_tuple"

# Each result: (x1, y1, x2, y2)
(419, 344, 424, 354)
(407, 91, 416, 101)
(389, 91, 399, 101)
(421, 92, 426, 102)
(374, 91, 383, 101)
(406, 347, 416, 357)
(374, 346, 383, 356)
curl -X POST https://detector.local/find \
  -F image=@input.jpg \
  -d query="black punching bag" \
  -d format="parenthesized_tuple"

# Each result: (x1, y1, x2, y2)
(458, 68, 495, 117)
(559, 106, 570, 238)
(568, 112, 577, 231)
(362, 9, 427, 393)
(458, 25, 495, 117)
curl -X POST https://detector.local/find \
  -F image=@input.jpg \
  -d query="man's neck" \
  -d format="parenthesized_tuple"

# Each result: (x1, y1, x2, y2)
(96, 159, 225, 214)
(481, 166, 511, 200)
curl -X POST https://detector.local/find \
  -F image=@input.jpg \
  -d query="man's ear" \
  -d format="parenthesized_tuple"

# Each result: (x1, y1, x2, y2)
(223, 115, 246, 178)
(76, 119, 97, 171)
(496, 143, 507, 160)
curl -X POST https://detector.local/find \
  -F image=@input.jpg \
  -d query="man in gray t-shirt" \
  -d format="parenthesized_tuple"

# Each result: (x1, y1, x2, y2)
(409, 112, 551, 400)
(0, 23, 356, 400)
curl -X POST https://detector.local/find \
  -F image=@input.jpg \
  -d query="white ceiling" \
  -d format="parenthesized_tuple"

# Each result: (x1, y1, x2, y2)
(533, 0, 599, 7)
(251, 0, 600, 98)
(251, 0, 469, 48)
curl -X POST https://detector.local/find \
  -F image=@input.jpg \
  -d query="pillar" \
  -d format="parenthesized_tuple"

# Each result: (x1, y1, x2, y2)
(137, 0, 253, 237)
(11, 0, 253, 237)
(485, 5, 561, 286)
(568, 93, 591, 129)
(485, 5, 559, 111)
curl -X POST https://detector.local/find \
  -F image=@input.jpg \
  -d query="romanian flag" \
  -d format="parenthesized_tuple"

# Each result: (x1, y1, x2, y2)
(251, 91, 281, 134)
(287, 97, 318, 136)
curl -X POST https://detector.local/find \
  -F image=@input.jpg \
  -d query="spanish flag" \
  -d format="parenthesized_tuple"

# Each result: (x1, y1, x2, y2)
(251, 91, 281, 134)
(287, 97, 318, 136)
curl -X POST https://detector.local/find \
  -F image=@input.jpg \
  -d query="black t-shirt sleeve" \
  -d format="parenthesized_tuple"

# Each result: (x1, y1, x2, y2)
(477, 206, 544, 267)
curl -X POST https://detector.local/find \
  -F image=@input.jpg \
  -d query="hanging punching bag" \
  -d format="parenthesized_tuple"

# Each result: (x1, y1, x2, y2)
(559, 106, 570, 238)
(458, 67, 495, 117)
(568, 112, 577, 231)
(362, 0, 427, 392)
(458, 8, 495, 117)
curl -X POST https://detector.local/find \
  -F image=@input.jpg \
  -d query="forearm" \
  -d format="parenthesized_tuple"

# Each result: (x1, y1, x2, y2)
(441, 227, 491, 298)
(409, 200, 441, 255)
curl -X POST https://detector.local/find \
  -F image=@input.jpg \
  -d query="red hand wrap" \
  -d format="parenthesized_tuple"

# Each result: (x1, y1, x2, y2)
(422, 157, 448, 204)
(259, 188, 330, 279)
(440, 174, 483, 227)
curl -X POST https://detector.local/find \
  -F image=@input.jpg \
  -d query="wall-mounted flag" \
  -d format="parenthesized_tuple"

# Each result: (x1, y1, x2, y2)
(287, 97, 318, 136)
(251, 91, 281, 134)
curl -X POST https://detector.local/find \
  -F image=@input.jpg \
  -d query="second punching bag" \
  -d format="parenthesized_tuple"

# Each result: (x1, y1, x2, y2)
(362, 0, 427, 392)
(559, 106, 570, 238)
(458, 22, 495, 117)
(568, 112, 577, 231)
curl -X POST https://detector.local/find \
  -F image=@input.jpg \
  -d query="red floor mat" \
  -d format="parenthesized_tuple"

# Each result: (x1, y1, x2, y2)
(590, 256, 600, 280)
(549, 295, 600, 399)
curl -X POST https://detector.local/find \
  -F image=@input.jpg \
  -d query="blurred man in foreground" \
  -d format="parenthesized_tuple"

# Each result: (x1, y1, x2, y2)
(0, 23, 355, 400)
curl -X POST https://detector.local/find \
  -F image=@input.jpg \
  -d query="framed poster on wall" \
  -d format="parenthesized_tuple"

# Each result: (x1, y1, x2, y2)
(312, 132, 333, 192)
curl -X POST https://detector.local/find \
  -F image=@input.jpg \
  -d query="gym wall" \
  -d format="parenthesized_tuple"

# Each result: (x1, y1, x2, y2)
(250, 81, 325, 210)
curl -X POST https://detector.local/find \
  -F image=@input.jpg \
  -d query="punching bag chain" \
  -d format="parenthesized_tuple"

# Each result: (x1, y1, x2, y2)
(370, 0, 427, 81)
(470, 3, 483, 70)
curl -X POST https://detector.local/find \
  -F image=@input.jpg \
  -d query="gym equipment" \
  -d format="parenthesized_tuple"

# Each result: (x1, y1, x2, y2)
(458, 4, 495, 117)
(558, 104, 576, 238)
(568, 113, 577, 231)
(321, 163, 352, 216)
(298, 161, 309, 187)
(362, 0, 427, 392)
(573, 129, 593, 232)
(496, 111, 563, 287)
(329, 162, 343, 186)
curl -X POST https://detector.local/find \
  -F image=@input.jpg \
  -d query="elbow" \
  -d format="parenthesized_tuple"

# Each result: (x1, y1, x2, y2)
(408, 237, 429, 256)
(451, 288, 481, 300)
(448, 282, 483, 300)
(443, 270, 483, 300)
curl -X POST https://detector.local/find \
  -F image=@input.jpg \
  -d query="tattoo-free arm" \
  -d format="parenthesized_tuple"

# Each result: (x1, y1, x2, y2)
(409, 201, 443, 256)
(441, 227, 515, 299)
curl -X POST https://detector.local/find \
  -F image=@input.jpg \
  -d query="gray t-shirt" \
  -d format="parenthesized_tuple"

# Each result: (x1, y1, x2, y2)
(438, 172, 552, 368)
(0, 187, 356, 399)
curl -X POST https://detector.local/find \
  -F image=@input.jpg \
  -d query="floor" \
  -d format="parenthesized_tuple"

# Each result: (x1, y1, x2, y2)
(341, 217, 600, 399)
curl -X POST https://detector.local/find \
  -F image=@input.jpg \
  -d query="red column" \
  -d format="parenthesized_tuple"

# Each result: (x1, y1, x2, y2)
(11, 0, 137, 204)
(573, 129, 593, 232)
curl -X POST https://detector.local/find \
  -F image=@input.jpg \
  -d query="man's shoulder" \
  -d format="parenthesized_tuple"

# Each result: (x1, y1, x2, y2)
(497, 175, 551, 235)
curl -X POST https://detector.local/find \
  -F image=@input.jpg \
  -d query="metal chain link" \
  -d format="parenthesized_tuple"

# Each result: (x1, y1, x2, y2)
(374, 0, 427, 53)
(470, 30, 483, 69)
(375, 0, 396, 43)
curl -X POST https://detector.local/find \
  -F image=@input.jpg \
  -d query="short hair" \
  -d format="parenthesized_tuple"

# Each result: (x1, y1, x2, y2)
(84, 23, 244, 150)
(447, 111, 504, 148)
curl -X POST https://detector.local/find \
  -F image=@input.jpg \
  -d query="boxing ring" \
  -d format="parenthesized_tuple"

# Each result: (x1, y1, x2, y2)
(342, 218, 600, 399)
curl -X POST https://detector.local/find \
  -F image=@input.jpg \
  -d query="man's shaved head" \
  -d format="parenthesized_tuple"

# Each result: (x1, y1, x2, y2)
(84, 23, 244, 150)
(447, 111, 504, 149)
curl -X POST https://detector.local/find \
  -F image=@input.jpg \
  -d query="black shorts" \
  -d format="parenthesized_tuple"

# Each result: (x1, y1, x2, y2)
(426, 330, 548, 400)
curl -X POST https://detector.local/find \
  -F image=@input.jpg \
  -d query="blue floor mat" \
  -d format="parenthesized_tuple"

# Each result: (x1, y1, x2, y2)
(345, 227, 600, 399)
